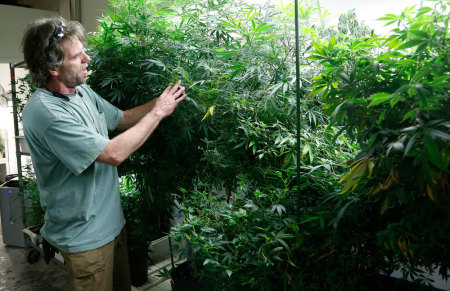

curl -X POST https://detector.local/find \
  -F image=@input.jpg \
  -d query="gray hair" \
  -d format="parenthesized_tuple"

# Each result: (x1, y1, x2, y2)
(22, 17, 86, 87)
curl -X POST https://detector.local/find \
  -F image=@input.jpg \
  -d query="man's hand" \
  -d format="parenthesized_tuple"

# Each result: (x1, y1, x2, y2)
(117, 81, 186, 130)
(152, 81, 186, 119)
(97, 81, 187, 166)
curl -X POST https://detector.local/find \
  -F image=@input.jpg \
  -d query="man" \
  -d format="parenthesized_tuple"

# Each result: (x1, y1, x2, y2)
(21, 17, 186, 290)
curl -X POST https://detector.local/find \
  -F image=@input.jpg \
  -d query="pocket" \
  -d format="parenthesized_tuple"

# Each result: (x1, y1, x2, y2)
(97, 112, 108, 136)
(63, 248, 105, 278)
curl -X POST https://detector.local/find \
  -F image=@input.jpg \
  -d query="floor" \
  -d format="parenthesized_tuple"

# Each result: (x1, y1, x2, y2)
(0, 218, 70, 290)
(0, 216, 172, 291)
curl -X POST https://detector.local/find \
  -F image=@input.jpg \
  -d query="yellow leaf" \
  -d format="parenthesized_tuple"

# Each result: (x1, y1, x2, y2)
(340, 179, 357, 194)
(338, 159, 364, 183)
(339, 160, 368, 193)
(201, 105, 216, 121)
(427, 184, 437, 202)
(369, 168, 400, 196)
(301, 144, 311, 159)
(397, 236, 408, 257)
(367, 160, 375, 178)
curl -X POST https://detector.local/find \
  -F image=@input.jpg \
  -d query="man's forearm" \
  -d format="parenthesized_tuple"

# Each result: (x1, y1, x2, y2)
(97, 81, 186, 166)
(97, 111, 162, 166)
(116, 98, 157, 131)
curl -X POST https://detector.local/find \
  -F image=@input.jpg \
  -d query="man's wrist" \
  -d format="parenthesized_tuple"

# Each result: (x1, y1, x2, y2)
(146, 109, 164, 122)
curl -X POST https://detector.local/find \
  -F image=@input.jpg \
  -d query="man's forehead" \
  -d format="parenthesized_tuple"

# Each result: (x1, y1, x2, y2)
(61, 37, 84, 56)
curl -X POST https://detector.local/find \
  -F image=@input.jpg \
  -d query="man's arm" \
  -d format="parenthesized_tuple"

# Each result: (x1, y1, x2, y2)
(96, 81, 186, 166)
(115, 98, 156, 131)
(116, 82, 185, 130)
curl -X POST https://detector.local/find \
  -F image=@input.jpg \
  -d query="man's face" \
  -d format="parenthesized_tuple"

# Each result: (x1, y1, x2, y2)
(58, 37, 90, 88)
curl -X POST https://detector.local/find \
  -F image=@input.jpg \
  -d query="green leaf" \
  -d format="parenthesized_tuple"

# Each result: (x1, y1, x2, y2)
(377, 14, 398, 21)
(397, 39, 425, 50)
(411, 68, 428, 83)
(388, 38, 403, 50)
(230, 68, 244, 79)
(390, 96, 402, 108)
(307, 55, 326, 60)
(276, 238, 290, 250)
(415, 7, 433, 18)
(424, 134, 446, 170)
(404, 134, 417, 158)
(368, 93, 391, 107)
(328, 35, 336, 49)
(415, 43, 428, 54)
(429, 129, 450, 141)
(339, 72, 350, 83)
(308, 85, 326, 97)
(409, 29, 430, 39)
(401, 110, 416, 122)
(333, 101, 346, 121)
(401, 125, 419, 132)
(430, 75, 450, 87)
(226, 270, 232, 277)
(377, 111, 386, 125)
(311, 42, 325, 55)
(380, 197, 390, 214)
(300, 216, 320, 224)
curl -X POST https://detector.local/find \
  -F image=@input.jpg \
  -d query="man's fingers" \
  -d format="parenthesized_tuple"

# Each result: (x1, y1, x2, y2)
(169, 80, 182, 94)
(173, 87, 185, 99)
(162, 84, 172, 95)
(176, 94, 187, 103)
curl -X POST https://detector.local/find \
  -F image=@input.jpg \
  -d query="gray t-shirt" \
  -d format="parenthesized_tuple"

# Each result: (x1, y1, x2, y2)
(22, 84, 125, 253)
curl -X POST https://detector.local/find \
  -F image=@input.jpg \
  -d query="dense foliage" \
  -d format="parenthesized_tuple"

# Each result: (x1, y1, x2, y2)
(311, 0, 449, 285)
(87, 0, 448, 289)
(87, 0, 352, 242)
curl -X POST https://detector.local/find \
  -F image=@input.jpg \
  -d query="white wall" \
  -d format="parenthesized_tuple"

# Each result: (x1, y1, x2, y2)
(0, 5, 59, 63)
(0, 0, 109, 62)
(80, 0, 110, 34)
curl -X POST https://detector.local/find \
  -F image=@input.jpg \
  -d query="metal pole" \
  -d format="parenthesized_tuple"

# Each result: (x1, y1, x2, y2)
(10, 63, 23, 190)
(294, 0, 302, 218)
(10, 62, 27, 229)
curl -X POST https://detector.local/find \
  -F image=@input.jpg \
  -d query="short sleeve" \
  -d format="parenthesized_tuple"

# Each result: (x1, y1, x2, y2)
(42, 117, 110, 176)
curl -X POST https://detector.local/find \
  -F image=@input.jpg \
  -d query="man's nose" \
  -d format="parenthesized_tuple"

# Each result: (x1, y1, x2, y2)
(83, 51, 91, 62)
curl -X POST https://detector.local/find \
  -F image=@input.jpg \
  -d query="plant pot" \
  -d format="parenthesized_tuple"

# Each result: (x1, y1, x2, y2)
(171, 261, 203, 291)
(128, 243, 149, 287)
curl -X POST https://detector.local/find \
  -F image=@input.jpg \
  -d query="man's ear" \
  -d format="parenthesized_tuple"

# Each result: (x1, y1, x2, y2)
(48, 67, 60, 77)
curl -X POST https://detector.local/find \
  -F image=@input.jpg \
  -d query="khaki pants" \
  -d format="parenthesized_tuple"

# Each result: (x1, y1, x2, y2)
(60, 227, 131, 291)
